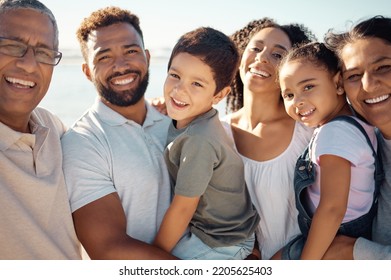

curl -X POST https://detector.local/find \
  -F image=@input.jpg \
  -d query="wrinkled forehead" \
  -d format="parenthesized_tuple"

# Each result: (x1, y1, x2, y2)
(340, 37, 391, 71)
(0, 8, 56, 48)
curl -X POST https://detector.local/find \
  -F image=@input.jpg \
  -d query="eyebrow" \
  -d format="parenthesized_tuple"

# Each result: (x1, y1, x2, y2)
(297, 77, 316, 85)
(169, 66, 210, 85)
(252, 39, 289, 52)
(6, 35, 54, 50)
(343, 56, 391, 73)
(95, 43, 142, 57)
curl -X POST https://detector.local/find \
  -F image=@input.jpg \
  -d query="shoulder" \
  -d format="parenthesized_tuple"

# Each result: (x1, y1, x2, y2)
(33, 107, 67, 136)
(61, 109, 105, 148)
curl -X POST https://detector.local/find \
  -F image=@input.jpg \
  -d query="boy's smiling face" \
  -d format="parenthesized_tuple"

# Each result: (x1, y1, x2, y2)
(164, 52, 225, 129)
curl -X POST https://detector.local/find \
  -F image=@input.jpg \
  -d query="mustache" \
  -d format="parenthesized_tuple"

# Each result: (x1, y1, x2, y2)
(106, 69, 141, 82)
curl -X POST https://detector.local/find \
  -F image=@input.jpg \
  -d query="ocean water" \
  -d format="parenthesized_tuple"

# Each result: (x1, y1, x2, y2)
(40, 54, 227, 127)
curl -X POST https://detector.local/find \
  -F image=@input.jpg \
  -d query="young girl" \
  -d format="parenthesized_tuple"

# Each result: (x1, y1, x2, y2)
(153, 27, 259, 260)
(273, 42, 382, 260)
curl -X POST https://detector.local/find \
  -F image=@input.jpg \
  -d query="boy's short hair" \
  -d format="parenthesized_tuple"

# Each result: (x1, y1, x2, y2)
(167, 27, 240, 94)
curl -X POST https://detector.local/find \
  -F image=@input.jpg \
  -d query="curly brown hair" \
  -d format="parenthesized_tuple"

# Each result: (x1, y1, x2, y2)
(226, 18, 316, 113)
(76, 6, 143, 62)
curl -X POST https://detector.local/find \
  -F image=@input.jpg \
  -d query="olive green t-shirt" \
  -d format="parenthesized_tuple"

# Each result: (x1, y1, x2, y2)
(165, 108, 259, 248)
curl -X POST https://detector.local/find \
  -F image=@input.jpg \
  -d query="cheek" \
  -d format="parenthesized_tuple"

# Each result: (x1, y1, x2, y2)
(41, 67, 54, 91)
(163, 78, 174, 96)
(283, 100, 293, 114)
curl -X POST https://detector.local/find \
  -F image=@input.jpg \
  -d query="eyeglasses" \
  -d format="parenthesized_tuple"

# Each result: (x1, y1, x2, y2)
(0, 37, 62, 66)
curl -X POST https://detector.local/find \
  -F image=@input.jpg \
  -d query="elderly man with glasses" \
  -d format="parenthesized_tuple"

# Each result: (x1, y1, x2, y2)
(0, 0, 82, 259)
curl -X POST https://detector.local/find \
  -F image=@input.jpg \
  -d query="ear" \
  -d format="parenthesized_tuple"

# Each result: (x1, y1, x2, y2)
(212, 86, 231, 105)
(333, 71, 344, 95)
(145, 49, 151, 66)
(82, 63, 92, 82)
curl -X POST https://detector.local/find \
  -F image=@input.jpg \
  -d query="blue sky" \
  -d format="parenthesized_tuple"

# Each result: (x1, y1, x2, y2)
(43, 0, 390, 51)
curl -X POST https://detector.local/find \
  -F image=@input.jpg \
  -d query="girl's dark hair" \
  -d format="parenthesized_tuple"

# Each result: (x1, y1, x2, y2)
(325, 15, 391, 57)
(279, 42, 340, 79)
(226, 18, 316, 113)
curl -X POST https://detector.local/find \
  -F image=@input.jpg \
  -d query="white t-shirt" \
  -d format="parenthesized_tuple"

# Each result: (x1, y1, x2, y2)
(62, 99, 171, 244)
(307, 117, 377, 223)
(221, 116, 312, 260)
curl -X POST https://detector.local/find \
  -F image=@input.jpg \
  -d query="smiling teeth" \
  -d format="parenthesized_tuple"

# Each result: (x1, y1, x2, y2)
(113, 78, 134, 85)
(299, 108, 315, 117)
(6, 77, 35, 87)
(250, 69, 271, 78)
(173, 98, 187, 106)
(365, 95, 389, 104)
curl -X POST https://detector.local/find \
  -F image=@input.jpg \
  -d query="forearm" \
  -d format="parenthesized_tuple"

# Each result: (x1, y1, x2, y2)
(301, 208, 344, 259)
(154, 206, 191, 252)
(73, 193, 177, 260)
(154, 194, 199, 252)
(90, 235, 178, 260)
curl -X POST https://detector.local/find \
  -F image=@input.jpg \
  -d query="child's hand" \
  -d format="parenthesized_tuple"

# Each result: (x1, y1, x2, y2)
(150, 96, 167, 115)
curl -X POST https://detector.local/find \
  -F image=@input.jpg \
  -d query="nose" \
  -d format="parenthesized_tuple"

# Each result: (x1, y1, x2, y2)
(293, 95, 305, 108)
(255, 50, 269, 63)
(15, 47, 39, 73)
(362, 72, 379, 93)
(171, 80, 187, 98)
(112, 55, 129, 72)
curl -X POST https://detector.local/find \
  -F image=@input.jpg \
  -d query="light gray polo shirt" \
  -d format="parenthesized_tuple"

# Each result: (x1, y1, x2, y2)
(62, 99, 171, 244)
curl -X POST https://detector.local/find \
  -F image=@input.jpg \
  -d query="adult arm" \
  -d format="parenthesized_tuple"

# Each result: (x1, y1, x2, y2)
(300, 154, 351, 259)
(324, 135, 391, 260)
(324, 235, 391, 260)
(352, 134, 391, 259)
(153, 194, 200, 252)
(73, 192, 177, 260)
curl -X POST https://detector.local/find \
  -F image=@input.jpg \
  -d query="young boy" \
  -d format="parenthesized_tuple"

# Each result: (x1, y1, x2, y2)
(153, 27, 260, 260)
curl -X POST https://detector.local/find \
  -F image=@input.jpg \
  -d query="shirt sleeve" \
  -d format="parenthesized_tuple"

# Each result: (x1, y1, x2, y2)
(170, 135, 219, 197)
(314, 120, 371, 165)
(354, 237, 391, 259)
(61, 128, 115, 212)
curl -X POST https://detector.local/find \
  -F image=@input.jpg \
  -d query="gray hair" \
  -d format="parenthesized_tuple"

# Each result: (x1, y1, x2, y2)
(0, 0, 59, 50)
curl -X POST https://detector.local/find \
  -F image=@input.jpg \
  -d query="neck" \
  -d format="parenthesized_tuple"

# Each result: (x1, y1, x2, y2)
(379, 123, 391, 140)
(0, 114, 31, 133)
(240, 88, 286, 130)
(101, 97, 147, 125)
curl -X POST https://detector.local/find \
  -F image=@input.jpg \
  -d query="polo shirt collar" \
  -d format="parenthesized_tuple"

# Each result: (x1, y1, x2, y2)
(0, 110, 49, 151)
(92, 97, 166, 128)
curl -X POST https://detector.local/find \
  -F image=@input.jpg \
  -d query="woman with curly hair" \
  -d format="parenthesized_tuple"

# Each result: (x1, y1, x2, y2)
(221, 18, 316, 259)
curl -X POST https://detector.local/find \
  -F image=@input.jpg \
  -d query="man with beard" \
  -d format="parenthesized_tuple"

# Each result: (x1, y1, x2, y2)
(61, 6, 176, 259)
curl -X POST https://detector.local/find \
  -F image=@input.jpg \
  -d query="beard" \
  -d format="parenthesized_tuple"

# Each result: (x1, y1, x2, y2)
(95, 70, 149, 107)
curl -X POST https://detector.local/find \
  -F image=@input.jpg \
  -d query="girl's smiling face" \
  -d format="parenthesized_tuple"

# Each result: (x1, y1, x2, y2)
(280, 59, 344, 127)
